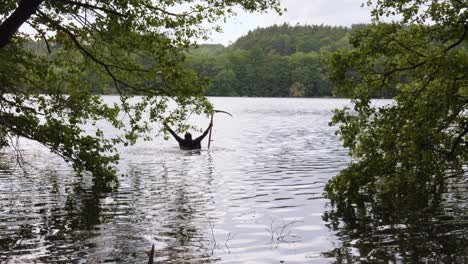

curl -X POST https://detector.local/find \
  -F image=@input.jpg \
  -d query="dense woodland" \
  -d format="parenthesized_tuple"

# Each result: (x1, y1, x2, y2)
(186, 24, 359, 97)
(25, 24, 381, 98)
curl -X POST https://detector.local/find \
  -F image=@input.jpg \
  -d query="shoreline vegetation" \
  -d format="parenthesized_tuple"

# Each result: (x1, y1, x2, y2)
(24, 24, 397, 99)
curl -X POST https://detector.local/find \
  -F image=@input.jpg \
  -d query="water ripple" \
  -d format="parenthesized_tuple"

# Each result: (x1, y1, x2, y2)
(0, 98, 361, 263)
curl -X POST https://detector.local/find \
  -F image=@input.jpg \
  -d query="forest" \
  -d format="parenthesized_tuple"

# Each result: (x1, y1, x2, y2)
(185, 24, 359, 97)
(25, 24, 389, 98)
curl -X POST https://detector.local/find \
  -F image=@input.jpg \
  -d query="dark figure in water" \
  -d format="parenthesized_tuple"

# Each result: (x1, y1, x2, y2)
(164, 122, 213, 150)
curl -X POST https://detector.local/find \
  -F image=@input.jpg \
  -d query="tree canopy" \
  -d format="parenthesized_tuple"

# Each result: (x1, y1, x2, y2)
(0, 0, 281, 190)
(232, 23, 351, 55)
(185, 24, 353, 97)
(324, 0, 467, 208)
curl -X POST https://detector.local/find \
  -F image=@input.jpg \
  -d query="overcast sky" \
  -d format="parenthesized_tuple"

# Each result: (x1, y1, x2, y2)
(205, 0, 373, 45)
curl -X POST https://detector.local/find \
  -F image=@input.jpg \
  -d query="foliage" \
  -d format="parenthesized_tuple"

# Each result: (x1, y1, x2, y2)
(323, 177, 468, 262)
(0, 0, 281, 190)
(232, 23, 351, 55)
(185, 24, 354, 97)
(324, 0, 467, 208)
(20, 24, 362, 98)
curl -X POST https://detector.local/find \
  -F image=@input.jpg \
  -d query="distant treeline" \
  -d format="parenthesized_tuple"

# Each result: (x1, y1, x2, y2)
(25, 24, 394, 97)
(185, 24, 369, 97)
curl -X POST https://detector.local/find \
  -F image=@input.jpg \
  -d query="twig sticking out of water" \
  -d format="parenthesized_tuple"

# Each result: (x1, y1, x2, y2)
(147, 244, 154, 264)
(7, 134, 30, 176)
(192, 217, 233, 255)
(224, 232, 232, 251)
(209, 217, 216, 247)
(266, 218, 302, 247)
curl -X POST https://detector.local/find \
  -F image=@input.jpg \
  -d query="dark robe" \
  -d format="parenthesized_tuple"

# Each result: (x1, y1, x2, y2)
(165, 124, 212, 150)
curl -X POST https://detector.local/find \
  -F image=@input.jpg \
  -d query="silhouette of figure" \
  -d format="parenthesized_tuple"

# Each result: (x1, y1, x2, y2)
(164, 122, 213, 150)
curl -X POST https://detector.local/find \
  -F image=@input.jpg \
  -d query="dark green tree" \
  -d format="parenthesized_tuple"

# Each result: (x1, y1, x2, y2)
(233, 24, 350, 54)
(212, 69, 239, 96)
(324, 0, 467, 207)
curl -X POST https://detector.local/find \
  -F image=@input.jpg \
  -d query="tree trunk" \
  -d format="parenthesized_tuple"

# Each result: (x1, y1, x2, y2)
(0, 0, 45, 48)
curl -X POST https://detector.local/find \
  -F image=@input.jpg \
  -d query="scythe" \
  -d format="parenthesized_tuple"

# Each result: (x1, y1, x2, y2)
(208, 109, 233, 149)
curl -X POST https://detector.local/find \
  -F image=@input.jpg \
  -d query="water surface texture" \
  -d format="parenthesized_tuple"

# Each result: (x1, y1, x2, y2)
(0, 97, 466, 263)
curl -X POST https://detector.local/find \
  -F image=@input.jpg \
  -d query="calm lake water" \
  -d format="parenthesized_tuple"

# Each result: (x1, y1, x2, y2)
(0, 97, 466, 263)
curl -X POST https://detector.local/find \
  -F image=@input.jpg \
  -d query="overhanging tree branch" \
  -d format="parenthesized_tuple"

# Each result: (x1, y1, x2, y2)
(381, 61, 427, 77)
(37, 11, 148, 72)
(448, 122, 468, 160)
(0, 0, 45, 48)
(393, 38, 427, 57)
(445, 24, 467, 51)
(58, 0, 127, 17)
(142, 3, 184, 17)
(25, 21, 52, 54)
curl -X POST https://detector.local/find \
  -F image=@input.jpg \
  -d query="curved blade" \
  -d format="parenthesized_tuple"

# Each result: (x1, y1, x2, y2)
(213, 109, 233, 117)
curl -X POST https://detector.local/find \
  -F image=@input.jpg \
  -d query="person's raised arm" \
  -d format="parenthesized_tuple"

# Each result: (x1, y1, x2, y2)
(164, 122, 183, 143)
(195, 122, 213, 142)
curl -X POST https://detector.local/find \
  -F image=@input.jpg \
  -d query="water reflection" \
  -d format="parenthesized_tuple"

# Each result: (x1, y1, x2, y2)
(323, 176, 468, 263)
(0, 178, 102, 263)
(0, 98, 466, 263)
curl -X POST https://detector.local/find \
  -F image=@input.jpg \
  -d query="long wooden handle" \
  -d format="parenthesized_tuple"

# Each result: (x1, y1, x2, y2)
(207, 113, 214, 149)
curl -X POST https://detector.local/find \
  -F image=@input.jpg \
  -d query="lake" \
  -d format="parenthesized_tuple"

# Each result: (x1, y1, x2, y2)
(0, 97, 466, 263)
